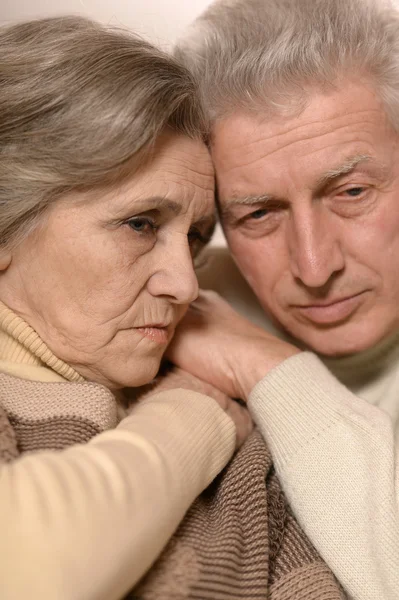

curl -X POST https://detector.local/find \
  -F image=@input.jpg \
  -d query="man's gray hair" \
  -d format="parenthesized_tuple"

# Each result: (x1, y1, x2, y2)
(176, 0, 399, 127)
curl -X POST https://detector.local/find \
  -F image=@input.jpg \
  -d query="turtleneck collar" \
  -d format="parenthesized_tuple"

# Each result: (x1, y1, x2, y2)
(0, 300, 84, 383)
(322, 329, 399, 388)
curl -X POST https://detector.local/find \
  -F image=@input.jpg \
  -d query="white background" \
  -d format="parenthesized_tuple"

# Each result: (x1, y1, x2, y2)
(0, 0, 214, 48)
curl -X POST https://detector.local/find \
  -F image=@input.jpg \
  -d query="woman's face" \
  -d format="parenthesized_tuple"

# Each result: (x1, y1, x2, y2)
(1, 133, 215, 389)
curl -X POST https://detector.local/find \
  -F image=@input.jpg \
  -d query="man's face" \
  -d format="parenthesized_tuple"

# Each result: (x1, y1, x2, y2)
(212, 81, 399, 356)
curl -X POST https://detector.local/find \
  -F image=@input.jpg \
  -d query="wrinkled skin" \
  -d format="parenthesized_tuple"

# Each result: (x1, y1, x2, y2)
(0, 133, 216, 390)
(169, 80, 399, 396)
(168, 291, 298, 399)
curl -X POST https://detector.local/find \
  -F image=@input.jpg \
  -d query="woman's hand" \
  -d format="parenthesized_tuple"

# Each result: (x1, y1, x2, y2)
(167, 291, 300, 400)
(138, 366, 253, 449)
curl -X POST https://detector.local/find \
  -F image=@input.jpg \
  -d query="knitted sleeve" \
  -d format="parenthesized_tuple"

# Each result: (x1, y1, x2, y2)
(0, 390, 235, 600)
(249, 352, 399, 600)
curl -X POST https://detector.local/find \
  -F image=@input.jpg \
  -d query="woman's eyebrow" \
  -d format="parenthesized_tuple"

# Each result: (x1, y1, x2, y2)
(108, 196, 183, 219)
(131, 197, 182, 215)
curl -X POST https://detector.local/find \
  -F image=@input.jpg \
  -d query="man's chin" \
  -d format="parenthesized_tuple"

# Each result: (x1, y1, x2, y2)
(291, 326, 392, 358)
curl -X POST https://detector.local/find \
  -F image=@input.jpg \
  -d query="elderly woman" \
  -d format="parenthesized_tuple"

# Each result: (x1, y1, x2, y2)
(0, 16, 251, 599)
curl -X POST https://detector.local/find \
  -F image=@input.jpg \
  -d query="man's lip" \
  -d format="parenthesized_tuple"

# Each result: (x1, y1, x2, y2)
(292, 291, 368, 325)
(294, 292, 366, 309)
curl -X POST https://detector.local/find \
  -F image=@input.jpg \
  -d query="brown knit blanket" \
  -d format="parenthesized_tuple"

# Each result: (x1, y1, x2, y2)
(0, 373, 345, 600)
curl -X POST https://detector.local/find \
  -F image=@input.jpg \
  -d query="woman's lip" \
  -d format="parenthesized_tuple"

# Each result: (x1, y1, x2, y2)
(136, 326, 170, 344)
(293, 292, 367, 325)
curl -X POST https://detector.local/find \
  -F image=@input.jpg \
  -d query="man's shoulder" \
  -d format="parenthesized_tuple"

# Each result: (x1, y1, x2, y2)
(196, 247, 276, 332)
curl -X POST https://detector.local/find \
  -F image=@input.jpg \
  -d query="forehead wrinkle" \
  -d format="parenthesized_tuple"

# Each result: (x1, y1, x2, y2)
(156, 163, 215, 199)
(264, 118, 378, 161)
(158, 155, 214, 182)
(225, 108, 379, 148)
(218, 112, 383, 174)
(263, 108, 383, 144)
(111, 195, 183, 218)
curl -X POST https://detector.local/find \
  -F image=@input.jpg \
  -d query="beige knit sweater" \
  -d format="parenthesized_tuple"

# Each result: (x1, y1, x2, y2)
(198, 247, 399, 600)
(0, 299, 346, 600)
(0, 300, 236, 599)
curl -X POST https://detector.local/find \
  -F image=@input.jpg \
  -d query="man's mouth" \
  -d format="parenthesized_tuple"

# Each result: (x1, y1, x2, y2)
(293, 291, 368, 325)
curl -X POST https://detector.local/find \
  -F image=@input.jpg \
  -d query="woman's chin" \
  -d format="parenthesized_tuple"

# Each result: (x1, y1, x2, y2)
(103, 357, 162, 390)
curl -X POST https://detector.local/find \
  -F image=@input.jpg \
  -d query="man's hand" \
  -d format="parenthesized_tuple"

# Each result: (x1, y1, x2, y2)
(167, 291, 300, 400)
(138, 366, 253, 449)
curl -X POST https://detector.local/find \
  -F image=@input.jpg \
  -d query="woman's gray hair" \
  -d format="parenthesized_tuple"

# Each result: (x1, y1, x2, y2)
(176, 0, 399, 127)
(0, 16, 206, 247)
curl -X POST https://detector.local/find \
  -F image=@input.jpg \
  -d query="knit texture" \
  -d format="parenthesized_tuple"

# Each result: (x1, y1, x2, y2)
(0, 372, 345, 600)
(0, 300, 84, 382)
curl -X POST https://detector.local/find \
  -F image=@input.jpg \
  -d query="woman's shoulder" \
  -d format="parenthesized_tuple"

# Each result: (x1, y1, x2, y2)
(0, 371, 118, 456)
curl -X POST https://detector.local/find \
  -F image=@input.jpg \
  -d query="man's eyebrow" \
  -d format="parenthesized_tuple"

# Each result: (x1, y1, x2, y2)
(224, 194, 276, 207)
(218, 155, 384, 218)
(218, 194, 278, 218)
(316, 154, 374, 187)
(217, 194, 284, 221)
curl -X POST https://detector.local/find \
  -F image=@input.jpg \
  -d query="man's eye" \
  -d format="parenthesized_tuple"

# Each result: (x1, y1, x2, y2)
(249, 208, 269, 219)
(126, 217, 156, 233)
(344, 187, 365, 197)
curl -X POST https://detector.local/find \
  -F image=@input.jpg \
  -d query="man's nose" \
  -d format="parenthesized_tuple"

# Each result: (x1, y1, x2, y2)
(147, 238, 199, 305)
(288, 210, 345, 289)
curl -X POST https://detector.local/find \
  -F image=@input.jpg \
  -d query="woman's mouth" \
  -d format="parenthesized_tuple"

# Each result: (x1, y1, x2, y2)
(136, 325, 170, 344)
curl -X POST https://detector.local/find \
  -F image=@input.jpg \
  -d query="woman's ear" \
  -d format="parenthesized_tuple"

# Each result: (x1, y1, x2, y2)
(0, 248, 12, 271)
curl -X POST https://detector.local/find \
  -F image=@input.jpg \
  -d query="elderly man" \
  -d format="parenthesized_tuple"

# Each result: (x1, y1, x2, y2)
(168, 0, 399, 598)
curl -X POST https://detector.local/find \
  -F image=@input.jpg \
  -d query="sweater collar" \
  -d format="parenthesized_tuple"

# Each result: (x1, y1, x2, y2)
(0, 300, 84, 383)
(322, 329, 399, 385)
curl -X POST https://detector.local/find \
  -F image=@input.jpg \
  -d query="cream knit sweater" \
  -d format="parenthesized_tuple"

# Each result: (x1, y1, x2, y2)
(0, 301, 236, 600)
(198, 247, 399, 600)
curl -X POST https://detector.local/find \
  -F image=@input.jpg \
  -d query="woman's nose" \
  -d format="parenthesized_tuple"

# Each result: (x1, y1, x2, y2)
(146, 241, 199, 304)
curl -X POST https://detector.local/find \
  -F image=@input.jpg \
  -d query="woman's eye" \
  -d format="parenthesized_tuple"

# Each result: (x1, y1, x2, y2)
(188, 227, 204, 246)
(188, 227, 200, 245)
(188, 227, 209, 256)
(126, 217, 156, 234)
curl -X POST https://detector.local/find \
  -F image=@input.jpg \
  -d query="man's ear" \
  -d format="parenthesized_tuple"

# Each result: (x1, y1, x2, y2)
(0, 248, 12, 271)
